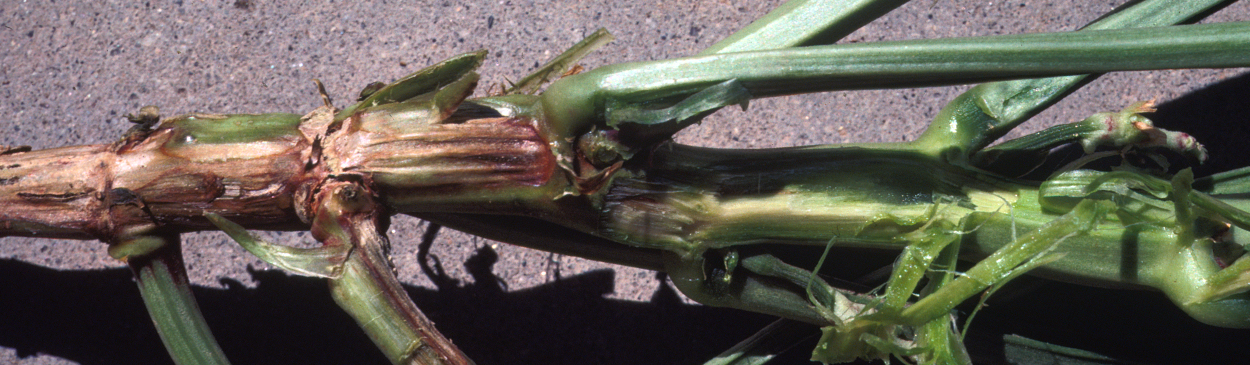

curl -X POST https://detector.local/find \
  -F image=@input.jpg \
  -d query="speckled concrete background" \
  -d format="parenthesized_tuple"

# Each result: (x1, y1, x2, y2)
(2, 1, 1250, 364)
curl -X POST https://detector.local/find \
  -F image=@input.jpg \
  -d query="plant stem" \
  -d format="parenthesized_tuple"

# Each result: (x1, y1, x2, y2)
(128, 234, 231, 365)
(315, 181, 473, 365)
(543, 21, 1250, 138)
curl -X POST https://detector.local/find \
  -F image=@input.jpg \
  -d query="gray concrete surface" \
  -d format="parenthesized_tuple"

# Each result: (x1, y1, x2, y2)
(2, 0, 1249, 364)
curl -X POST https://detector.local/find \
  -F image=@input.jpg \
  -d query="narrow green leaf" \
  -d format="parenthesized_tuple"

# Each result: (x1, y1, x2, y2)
(1198, 166, 1250, 195)
(506, 28, 614, 95)
(699, 0, 911, 55)
(337, 50, 487, 119)
(919, 0, 1236, 155)
(435, 72, 480, 117)
(1003, 334, 1119, 365)
(702, 319, 816, 365)
(205, 213, 351, 279)
(607, 79, 750, 144)
(544, 21, 1250, 138)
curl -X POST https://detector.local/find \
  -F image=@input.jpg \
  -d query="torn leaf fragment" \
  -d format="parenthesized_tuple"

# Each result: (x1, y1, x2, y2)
(205, 213, 352, 279)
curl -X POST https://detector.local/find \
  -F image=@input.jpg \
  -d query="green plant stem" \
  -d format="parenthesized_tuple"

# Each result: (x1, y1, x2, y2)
(543, 21, 1250, 139)
(922, 0, 1237, 156)
(898, 199, 1107, 326)
(329, 236, 468, 365)
(314, 182, 473, 365)
(128, 234, 231, 365)
(597, 144, 1230, 321)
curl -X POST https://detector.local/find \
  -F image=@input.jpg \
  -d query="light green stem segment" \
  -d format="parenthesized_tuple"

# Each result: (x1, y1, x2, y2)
(316, 183, 472, 365)
(879, 228, 959, 312)
(208, 182, 471, 364)
(128, 235, 232, 365)
(544, 20, 1250, 139)
(899, 200, 1109, 325)
(329, 240, 455, 365)
(910, 236, 972, 365)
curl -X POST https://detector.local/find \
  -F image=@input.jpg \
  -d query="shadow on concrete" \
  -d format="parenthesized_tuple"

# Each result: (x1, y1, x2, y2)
(6, 252, 1250, 365)
(0, 252, 790, 365)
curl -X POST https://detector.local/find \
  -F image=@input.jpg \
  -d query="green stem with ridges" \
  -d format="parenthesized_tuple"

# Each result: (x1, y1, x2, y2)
(314, 182, 473, 365)
(128, 234, 232, 365)
(544, 21, 1250, 140)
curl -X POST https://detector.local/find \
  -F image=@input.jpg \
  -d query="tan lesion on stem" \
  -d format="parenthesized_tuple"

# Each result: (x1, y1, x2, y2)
(0, 145, 113, 239)
(0, 113, 316, 240)
(125, 126, 306, 226)
(323, 110, 560, 212)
